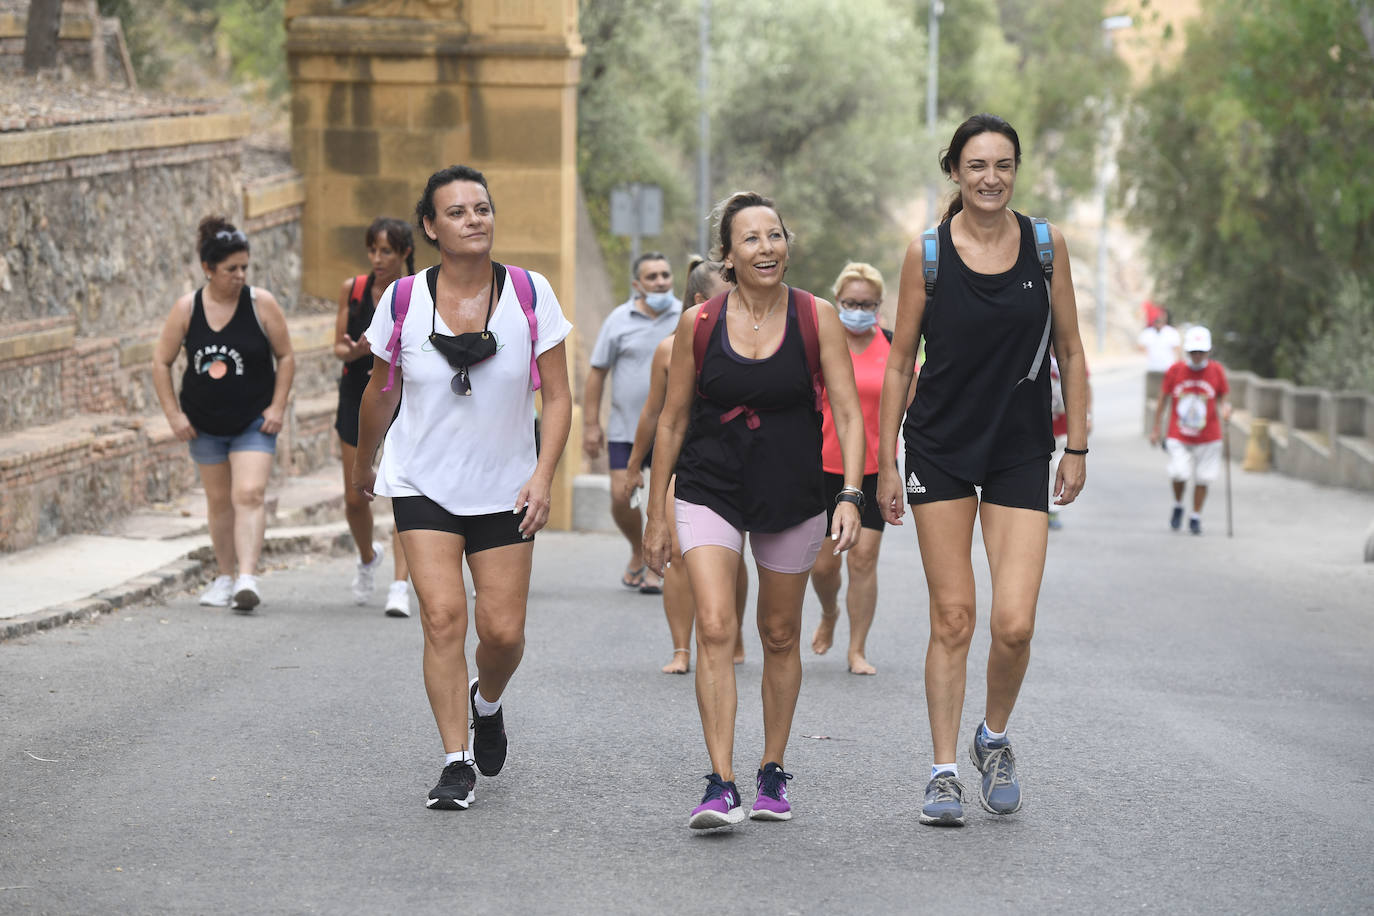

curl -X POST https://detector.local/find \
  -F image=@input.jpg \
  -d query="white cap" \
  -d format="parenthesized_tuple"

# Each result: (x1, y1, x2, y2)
(1183, 326, 1212, 353)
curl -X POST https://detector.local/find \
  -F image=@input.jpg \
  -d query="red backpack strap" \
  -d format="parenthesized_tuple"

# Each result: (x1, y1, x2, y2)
(692, 291, 729, 385)
(504, 264, 541, 392)
(349, 274, 369, 306)
(794, 288, 823, 411)
(380, 274, 416, 392)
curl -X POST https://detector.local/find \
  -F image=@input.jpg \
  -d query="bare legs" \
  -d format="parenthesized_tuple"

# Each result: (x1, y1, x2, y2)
(341, 440, 409, 582)
(402, 529, 532, 753)
(912, 497, 1045, 764)
(197, 451, 273, 579)
(809, 526, 883, 674)
(661, 482, 748, 673)
(685, 545, 807, 780)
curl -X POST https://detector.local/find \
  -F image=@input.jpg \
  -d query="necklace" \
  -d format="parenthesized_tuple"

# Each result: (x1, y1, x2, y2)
(737, 289, 784, 331)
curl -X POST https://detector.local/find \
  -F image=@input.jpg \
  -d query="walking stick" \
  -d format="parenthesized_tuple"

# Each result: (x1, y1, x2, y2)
(1223, 427, 1233, 538)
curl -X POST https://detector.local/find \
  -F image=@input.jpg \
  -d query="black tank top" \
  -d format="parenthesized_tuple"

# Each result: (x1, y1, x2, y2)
(903, 211, 1053, 482)
(180, 286, 276, 436)
(339, 274, 376, 402)
(674, 289, 825, 532)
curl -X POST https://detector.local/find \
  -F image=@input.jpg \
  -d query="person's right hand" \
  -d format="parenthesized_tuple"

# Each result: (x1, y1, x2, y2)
(1149, 427, 1161, 447)
(619, 466, 642, 504)
(341, 333, 371, 362)
(876, 464, 906, 526)
(582, 423, 604, 459)
(642, 513, 672, 577)
(170, 412, 196, 442)
(352, 463, 377, 501)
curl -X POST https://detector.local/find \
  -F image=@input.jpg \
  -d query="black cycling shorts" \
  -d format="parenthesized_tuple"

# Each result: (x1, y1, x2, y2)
(904, 450, 1049, 513)
(392, 495, 531, 552)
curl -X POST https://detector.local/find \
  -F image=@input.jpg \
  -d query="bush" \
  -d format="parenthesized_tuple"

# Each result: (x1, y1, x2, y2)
(1298, 273, 1374, 394)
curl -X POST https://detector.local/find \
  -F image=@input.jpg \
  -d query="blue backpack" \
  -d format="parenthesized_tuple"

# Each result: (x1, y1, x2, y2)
(920, 216, 1056, 383)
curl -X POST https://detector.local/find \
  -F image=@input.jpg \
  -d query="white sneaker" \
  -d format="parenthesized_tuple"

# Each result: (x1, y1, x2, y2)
(384, 579, 411, 618)
(232, 574, 261, 613)
(351, 541, 385, 605)
(199, 575, 234, 607)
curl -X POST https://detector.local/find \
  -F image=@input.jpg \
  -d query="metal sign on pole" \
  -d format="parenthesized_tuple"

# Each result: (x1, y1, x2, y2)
(610, 183, 664, 280)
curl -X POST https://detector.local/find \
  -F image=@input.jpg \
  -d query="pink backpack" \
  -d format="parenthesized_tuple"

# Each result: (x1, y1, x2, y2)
(380, 265, 541, 393)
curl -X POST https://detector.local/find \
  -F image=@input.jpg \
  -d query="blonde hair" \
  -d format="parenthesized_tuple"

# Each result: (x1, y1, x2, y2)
(684, 254, 726, 304)
(831, 261, 885, 301)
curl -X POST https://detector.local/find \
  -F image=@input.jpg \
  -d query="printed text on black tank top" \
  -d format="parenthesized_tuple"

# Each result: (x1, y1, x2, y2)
(192, 344, 247, 380)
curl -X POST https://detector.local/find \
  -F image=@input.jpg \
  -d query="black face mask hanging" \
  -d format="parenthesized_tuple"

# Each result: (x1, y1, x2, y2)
(431, 264, 498, 396)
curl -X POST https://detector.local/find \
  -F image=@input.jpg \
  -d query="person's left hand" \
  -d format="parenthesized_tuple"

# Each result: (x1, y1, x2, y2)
(515, 475, 552, 538)
(829, 502, 862, 554)
(1054, 453, 1087, 506)
(260, 404, 286, 435)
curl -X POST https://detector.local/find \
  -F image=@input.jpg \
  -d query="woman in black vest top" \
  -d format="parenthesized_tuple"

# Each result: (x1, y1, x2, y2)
(334, 217, 414, 617)
(876, 114, 1089, 826)
(153, 217, 295, 613)
(643, 191, 866, 830)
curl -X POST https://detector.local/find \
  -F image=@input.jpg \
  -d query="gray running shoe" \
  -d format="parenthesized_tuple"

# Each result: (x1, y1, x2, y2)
(969, 724, 1022, 814)
(919, 773, 965, 826)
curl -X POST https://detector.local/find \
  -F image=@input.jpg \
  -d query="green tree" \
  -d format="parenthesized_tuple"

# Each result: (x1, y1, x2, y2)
(1120, 0, 1374, 378)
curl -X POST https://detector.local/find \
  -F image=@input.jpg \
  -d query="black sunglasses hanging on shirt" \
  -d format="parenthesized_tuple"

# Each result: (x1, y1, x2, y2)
(430, 263, 499, 396)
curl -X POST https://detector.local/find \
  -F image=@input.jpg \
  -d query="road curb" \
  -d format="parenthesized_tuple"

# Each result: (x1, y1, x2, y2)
(1, 526, 362, 643)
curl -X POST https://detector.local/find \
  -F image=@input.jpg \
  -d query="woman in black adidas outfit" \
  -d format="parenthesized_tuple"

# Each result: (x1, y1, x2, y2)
(153, 217, 295, 612)
(642, 191, 866, 830)
(876, 114, 1088, 826)
(334, 217, 414, 616)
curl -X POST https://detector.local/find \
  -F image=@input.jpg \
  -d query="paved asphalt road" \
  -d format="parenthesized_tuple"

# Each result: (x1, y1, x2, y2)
(3, 367, 1372, 915)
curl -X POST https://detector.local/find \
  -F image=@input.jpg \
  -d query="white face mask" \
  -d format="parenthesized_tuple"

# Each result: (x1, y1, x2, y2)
(1187, 356, 1209, 370)
(643, 290, 676, 314)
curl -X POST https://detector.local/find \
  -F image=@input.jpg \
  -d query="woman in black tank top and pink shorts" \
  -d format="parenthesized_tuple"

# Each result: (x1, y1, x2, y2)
(152, 217, 295, 613)
(642, 191, 867, 830)
(876, 114, 1090, 827)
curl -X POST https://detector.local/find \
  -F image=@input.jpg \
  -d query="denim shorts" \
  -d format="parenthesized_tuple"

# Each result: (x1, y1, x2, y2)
(188, 415, 277, 465)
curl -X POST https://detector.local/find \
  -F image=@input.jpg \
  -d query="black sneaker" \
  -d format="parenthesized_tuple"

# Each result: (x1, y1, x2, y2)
(469, 677, 507, 777)
(426, 760, 476, 810)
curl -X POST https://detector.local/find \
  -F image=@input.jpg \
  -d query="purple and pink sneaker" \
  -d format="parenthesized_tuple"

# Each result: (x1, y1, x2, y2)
(688, 773, 744, 829)
(749, 762, 794, 821)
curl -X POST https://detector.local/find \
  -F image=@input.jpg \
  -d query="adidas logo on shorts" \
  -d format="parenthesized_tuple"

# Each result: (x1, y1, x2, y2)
(907, 472, 926, 495)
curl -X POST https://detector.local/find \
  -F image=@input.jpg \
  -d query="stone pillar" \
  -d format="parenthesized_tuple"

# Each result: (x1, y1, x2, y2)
(286, 0, 584, 529)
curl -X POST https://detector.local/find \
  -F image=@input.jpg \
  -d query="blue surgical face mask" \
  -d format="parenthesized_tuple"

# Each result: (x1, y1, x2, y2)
(838, 307, 877, 333)
(643, 290, 676, 314)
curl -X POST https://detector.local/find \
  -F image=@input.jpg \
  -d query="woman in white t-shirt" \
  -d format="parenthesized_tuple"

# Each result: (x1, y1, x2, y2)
(352, 165, 573, 812)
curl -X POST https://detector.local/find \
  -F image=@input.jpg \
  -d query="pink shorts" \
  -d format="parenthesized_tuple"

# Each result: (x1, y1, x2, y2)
(674, 499, 826, 574)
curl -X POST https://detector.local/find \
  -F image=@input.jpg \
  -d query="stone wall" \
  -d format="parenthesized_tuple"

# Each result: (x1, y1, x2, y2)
(0, 97, 343, 553)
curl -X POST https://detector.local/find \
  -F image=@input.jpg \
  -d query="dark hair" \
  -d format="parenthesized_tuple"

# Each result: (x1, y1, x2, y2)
(938, 113, 1023, 223)
(415, 165, 493, 249)
(367, 217, 416, 274)
(709, 190, 792, 284)
(684, 254, 724, 304)
(197, 215, 249, 267)
(632, 251, 670, 282)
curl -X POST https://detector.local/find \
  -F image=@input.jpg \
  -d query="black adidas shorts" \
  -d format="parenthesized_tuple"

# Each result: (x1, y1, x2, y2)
(904, 450, 1049, 514)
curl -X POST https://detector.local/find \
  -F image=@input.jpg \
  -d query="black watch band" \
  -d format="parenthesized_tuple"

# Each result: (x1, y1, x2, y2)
(835, 491, 865, 510)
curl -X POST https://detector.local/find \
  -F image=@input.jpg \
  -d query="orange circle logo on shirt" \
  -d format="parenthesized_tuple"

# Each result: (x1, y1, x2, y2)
(207, 359, 228, 380)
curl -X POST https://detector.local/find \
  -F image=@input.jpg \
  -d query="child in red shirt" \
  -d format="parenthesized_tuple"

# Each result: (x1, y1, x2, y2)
(1149, 325, 1231, 534)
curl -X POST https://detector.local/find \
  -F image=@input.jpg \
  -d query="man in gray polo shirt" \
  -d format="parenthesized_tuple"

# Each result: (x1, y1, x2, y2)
(583, 252, 681, 594)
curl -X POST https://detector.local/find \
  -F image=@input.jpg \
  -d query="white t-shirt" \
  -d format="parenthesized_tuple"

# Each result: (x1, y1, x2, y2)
(367, 266, 573, 515)
(1138, 325, 1182, 371)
